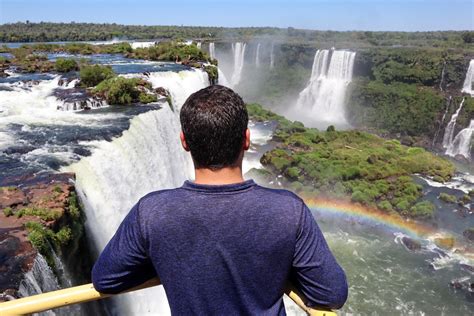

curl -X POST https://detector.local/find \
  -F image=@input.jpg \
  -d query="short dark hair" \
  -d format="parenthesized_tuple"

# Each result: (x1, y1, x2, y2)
(180, 85, 248, 170)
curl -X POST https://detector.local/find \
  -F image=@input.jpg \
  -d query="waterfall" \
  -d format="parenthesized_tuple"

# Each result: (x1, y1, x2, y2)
(218, 68, 230, 87)
(293, 49, 356, 126)
(439, 61, 446, 91)
(462, 59, 474, 96)
(432, 96, 452, 146)
(230, 42, 247, 87)
(270, 43, 274, 69)
(442, 98, 465, 148)
(196, 42, 202, 49)
(18, 255, 59, 316)
(255, 43, 261, 68)
(209, 42, 216, 60)
(446, 120, 474, 160)
(68, 69, 208, 315)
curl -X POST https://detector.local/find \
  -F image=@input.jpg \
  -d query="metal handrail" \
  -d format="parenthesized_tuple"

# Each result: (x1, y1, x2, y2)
(0, 278, 336, 316)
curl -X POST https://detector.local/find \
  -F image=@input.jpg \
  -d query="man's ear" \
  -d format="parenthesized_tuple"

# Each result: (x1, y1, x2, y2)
(180, 131, 190, 151)
(243, 128, 250, 151)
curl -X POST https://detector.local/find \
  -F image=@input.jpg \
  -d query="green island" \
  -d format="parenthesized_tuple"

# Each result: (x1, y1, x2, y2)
(247, 103, 458, 219)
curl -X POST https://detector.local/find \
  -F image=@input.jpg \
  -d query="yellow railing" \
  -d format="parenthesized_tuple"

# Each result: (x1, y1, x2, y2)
(0, 278, 336, 316)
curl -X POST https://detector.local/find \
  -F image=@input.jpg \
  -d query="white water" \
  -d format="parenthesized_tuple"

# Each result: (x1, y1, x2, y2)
(130, 42, 156, 49)
(446, 120, 474, 159)
(292, 49, 356, 127)
(68, 69, 208, 315)
(255, 43, 261, 68)
(442, 98, 465, 149)
(230, 42, 247, 87)
(462, 59, 474, 96)
(439, 61, 446, 91)
(18, 254, 60, 316)
(209, 42, 216, 60)
(196, 42, 201, 49)
(270, 43, 275, 69)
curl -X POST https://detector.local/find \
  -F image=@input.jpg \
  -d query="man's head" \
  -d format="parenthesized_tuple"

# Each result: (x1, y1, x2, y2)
(180, 85, 250, 170)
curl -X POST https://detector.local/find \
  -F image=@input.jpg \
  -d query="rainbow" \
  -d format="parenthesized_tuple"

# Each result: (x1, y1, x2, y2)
(304, 198, 436, 238)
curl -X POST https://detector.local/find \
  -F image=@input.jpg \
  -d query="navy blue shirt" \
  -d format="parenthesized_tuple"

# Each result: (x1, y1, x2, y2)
(92, 180, 348, 315)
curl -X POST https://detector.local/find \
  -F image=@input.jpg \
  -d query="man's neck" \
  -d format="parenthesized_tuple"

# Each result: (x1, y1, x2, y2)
(194, 166, 244, 185)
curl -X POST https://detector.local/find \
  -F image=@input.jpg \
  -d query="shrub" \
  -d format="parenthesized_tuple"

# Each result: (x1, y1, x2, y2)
(54, 58, 78, 73)
(79, 64, 115, 87)
(138, 92, 158, 104)
(438, 192, 457, 204)
(94, 77, 156, 105)
(16, 207, 61, 221)
(3, 207, 13, 216)
(408, 201, 435, 218)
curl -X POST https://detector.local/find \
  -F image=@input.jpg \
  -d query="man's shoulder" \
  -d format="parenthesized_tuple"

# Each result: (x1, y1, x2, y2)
(253, 183, 303, 202)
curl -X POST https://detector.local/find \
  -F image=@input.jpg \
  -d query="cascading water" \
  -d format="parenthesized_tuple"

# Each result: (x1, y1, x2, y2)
(255, 43, 261, 68)
(209, 42, 216, 60)
(442, 98, 465, 149)
(292, 49, 356, 127)
(446, 120, 474, 159)
(462, 59, 474, 96)
(439, 61, 446, 91)
(68, 69, 209, 315)
(230, 42, 246, 87)
(269, 43, 274, 69)
(432, 96, 452, 146)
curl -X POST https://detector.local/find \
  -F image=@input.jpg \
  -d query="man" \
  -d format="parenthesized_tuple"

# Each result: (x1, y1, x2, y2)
(92, 85, 348, 315)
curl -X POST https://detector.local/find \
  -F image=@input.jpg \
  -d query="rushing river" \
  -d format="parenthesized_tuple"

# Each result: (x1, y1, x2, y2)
(1, 50, 473, 315)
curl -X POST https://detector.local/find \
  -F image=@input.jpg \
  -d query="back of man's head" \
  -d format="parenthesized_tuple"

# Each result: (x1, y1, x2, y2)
(180, 85, 248, 170)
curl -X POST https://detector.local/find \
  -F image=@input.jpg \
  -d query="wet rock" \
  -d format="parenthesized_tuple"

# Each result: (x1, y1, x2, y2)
(401, 236, 422, 251)
(0, 187, 27, 209)
(0, 70, 9, 78)
(434, 236, 456, 249)
(463, 228, 474, 243)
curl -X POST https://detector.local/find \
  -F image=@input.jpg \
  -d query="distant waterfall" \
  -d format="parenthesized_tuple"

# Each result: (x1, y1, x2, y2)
(462, 59, 474, 96)
(270, 43, 275, 69)
(209, 42, 216, 60)
(293, 49, 356, 126)
(196, 42, 201, 49)
(230, 42, 246, 87)
(255, 43, 261, 68)
(69, 70, 208, 315)
(432, 96, 452, 146)
(442, 98, 465, 148)
(446, 120, 474, 160)
(439, 61, 446, 91)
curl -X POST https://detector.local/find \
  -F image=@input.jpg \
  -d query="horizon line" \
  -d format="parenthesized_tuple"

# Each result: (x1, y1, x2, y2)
(0, 21, 471, 33)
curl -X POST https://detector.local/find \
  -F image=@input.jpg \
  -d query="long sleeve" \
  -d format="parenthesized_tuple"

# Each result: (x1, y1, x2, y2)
(291, 203, 348, 309)
(92, 202, 157, 294)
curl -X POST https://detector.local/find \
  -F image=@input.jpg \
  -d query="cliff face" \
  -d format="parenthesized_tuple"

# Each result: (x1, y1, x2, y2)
(0, 173, 87, 301)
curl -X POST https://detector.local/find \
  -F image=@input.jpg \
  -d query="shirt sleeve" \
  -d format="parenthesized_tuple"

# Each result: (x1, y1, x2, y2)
(291, 203, 348, 309)
(92, 202, 157, 294)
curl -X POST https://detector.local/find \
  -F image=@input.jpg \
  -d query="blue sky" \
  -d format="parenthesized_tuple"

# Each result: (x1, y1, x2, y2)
(0, 0, 472, 31)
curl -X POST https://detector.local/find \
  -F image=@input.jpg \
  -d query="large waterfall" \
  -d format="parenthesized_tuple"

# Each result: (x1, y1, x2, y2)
(292, 49, 356, 127)
(230, 42, 247, 87)
(69, 69, 208, 315)
(446, 120, 474, 159)
(462, 59, 474, 96)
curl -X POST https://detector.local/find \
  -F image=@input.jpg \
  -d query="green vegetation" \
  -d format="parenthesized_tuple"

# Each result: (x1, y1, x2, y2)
(79, 64, 115, 87)
(16, 206, 62, 221)
(348, 80, 444, 136)
(126, 41, 211, 63)
(3, 207, 13, 217)
(204, 65, 218, 85)
(54, 58, 78, 73)
(94, 77, 157, 105)
(438, 192, 457, 204)
(248, 103, 455, 219)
